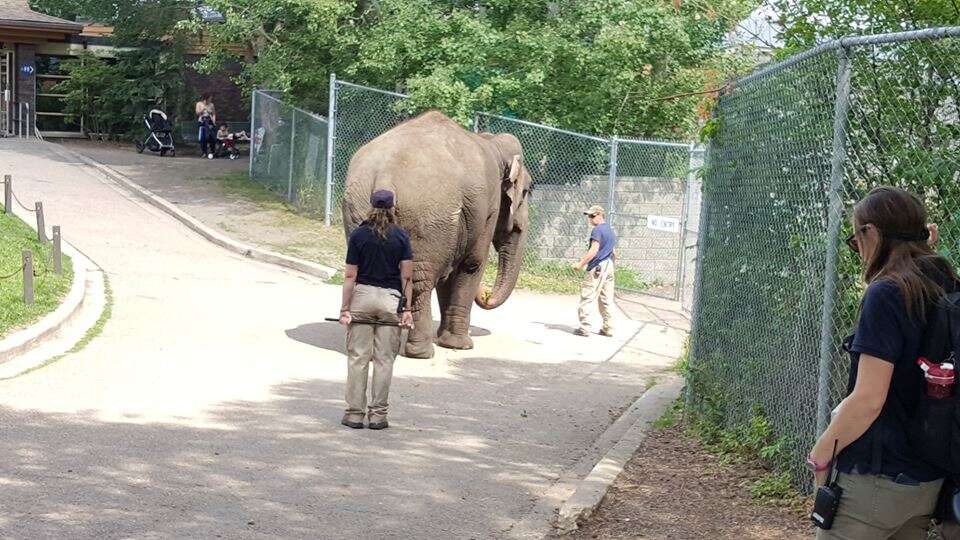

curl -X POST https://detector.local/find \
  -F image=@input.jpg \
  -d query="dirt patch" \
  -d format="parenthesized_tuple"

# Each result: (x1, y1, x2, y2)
(572, 424, 811, 539)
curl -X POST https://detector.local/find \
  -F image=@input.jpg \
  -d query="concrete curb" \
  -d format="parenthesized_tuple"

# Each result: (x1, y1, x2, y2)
(555, 376, 684, 535)
(54, 143, 337, 281)
(0, 213, 95, 365)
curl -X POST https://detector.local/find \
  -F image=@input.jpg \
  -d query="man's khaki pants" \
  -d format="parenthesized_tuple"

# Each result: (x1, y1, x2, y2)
(816, 473, 943, 539)
(578, 259, 615, 334)
(344, 284, 402, 424)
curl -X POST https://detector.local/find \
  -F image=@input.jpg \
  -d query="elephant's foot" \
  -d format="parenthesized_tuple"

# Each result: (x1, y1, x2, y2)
(403, 338, 435, 359)
(437, 330, 473, 350)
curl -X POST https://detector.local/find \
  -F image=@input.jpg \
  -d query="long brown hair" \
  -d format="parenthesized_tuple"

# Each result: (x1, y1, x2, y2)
(853, 186, 957, 319)
(366, 207, 397, 241)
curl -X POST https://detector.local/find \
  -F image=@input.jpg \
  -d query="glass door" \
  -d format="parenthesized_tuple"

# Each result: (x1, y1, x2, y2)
(0, 51, 11, 135)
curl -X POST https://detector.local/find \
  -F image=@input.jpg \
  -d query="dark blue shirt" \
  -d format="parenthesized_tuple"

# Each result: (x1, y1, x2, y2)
(587, 223, 617, 271)
(838, 278, 952, 482)
(345, 223, 413, 293)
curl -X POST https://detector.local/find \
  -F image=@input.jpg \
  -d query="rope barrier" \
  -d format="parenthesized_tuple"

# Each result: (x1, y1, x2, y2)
(0, 263, 24, 281)
(11, 189, 36, 213)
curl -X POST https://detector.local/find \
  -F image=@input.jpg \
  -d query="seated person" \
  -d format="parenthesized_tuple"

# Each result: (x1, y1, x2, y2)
(217, 125, 250, 141)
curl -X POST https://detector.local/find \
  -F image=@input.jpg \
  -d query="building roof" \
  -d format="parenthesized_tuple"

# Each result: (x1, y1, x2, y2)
(0, 0, 83, 33)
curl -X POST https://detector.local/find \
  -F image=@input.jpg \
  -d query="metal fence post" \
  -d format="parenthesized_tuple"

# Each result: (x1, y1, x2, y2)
(22, 250, 34, 304)
(53, 226, 62, 274)
(607, 137, 619, 225)
(4, 174, 11, 214)
(249, 90, 257, 180)
(816, 46, 854, 436)
(324, 73, 338, 226)
(472, 113, 481, 133)
(674, 144, 696, 301)
(287, 109, 297, 202)
(685, 143, 713, 407)
(35, 202, 47, 243)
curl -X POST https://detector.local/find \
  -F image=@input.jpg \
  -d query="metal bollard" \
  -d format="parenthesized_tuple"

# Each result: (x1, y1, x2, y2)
(53, 226, 62, 274)
(22, 250, 34, 305)
(3, 175, 10, 215)
(35, 201, 47, 243)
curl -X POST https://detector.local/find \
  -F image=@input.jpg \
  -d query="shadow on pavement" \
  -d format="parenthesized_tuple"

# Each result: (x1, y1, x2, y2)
(0, 353, 649, 538)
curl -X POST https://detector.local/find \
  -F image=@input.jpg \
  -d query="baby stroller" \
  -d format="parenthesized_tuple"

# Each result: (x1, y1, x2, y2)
(135, 109, 175, 157)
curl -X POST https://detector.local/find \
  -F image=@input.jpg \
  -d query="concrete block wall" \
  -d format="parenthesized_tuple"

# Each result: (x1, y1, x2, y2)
(527, 175, 686, 286)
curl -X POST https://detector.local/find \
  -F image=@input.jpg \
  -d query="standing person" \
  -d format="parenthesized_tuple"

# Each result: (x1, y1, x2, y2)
(339, 190, 414, 430)
(195, 93, 217, 159)
(808, 186, 955, 539)
(572, 205, 617, 337)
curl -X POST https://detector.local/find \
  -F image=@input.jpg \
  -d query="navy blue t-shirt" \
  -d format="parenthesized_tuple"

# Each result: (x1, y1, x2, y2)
(838, 276, 955, 482)
(588, 223, 617, 270)
(345, 223, 413, 293)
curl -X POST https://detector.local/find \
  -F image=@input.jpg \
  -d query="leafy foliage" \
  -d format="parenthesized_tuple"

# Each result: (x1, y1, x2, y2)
(31, 0, 193, 137)
(189, 0, 760, 139)
(774, 0, 960, 56)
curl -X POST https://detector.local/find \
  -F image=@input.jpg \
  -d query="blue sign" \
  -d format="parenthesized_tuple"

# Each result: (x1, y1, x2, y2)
(19, 64, 34, 76)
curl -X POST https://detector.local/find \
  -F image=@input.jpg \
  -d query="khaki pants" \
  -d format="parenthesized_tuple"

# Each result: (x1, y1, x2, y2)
(344, 284, 402, 423)
(578, 259, 615, 333)
(816, 473, 943, 540)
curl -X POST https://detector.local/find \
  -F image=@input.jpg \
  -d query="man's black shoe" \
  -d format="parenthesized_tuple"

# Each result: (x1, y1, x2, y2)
(368, 420, 389, 430)
(341, 419, 364, 429)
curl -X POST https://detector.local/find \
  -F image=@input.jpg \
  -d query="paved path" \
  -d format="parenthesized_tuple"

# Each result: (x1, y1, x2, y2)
(0, 140, 683, 538)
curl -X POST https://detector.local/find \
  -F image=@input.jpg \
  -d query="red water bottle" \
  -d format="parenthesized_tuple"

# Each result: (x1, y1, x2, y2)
(918, 358, 955, 399)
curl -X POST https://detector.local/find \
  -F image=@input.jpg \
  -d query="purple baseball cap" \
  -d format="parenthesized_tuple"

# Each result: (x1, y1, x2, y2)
(370, 190, 395, 209)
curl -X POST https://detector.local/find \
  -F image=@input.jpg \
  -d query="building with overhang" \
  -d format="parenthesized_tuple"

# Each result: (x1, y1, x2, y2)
(1, 0, 247, 138)
(0, 0, 82, 136)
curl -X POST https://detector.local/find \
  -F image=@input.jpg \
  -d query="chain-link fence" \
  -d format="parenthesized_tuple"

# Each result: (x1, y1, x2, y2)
(474, 113, 696, 297)
(250, 76, 702, 300)
(250, 90, 330, 211)
(688, 26, 960, 488)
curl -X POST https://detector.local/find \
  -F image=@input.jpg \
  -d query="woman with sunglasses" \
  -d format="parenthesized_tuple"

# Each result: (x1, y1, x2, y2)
(809, 186, 952, 538)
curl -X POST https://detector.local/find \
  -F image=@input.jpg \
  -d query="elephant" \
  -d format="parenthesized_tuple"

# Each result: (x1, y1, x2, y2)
(342, 110, 533, 359)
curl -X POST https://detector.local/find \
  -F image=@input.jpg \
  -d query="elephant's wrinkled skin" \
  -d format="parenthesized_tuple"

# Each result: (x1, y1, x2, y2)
(342, 110, 532, 358)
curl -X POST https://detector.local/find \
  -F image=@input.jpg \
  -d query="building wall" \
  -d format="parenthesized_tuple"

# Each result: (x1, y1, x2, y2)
(184, 57, 247, 122)
(530, 175, 686, 286)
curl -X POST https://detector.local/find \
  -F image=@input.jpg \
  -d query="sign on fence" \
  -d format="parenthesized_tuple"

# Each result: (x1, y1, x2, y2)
(646, 215, 681, 233)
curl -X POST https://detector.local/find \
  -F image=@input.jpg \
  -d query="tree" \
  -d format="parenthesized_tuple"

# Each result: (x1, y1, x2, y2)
(31, 0, 193, 136)
(192, 0, 760, 139)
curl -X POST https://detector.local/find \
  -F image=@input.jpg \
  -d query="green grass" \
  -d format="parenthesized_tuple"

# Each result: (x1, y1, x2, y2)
(2, 274, 114, 380)
(0, 213, 73, 337)
(652, 398, 683, 430)
(482, 257, 653, 296)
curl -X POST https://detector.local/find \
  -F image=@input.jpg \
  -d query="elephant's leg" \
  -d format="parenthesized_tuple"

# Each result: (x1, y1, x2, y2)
(436, 266, 484, 351)
(436, 277, 453, 337)
(403, 262, 436, 359)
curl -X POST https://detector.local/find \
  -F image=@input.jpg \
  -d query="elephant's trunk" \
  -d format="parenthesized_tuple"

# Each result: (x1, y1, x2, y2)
(475, 226, 528, 310)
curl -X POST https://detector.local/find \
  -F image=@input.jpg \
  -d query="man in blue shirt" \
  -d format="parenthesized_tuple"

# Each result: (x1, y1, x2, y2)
(573, 205, 617, 337)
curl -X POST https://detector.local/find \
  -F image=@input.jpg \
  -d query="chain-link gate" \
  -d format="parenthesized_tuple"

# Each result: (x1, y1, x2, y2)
(688, 27, 960, 489)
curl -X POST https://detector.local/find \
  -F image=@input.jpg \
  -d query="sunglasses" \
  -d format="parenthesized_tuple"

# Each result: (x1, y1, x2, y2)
(845, 225, 870, 253)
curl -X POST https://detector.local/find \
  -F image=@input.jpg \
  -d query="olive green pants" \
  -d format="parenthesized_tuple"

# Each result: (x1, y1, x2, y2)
(816, 473, 943, 540)
(344, 284, 402, 424)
